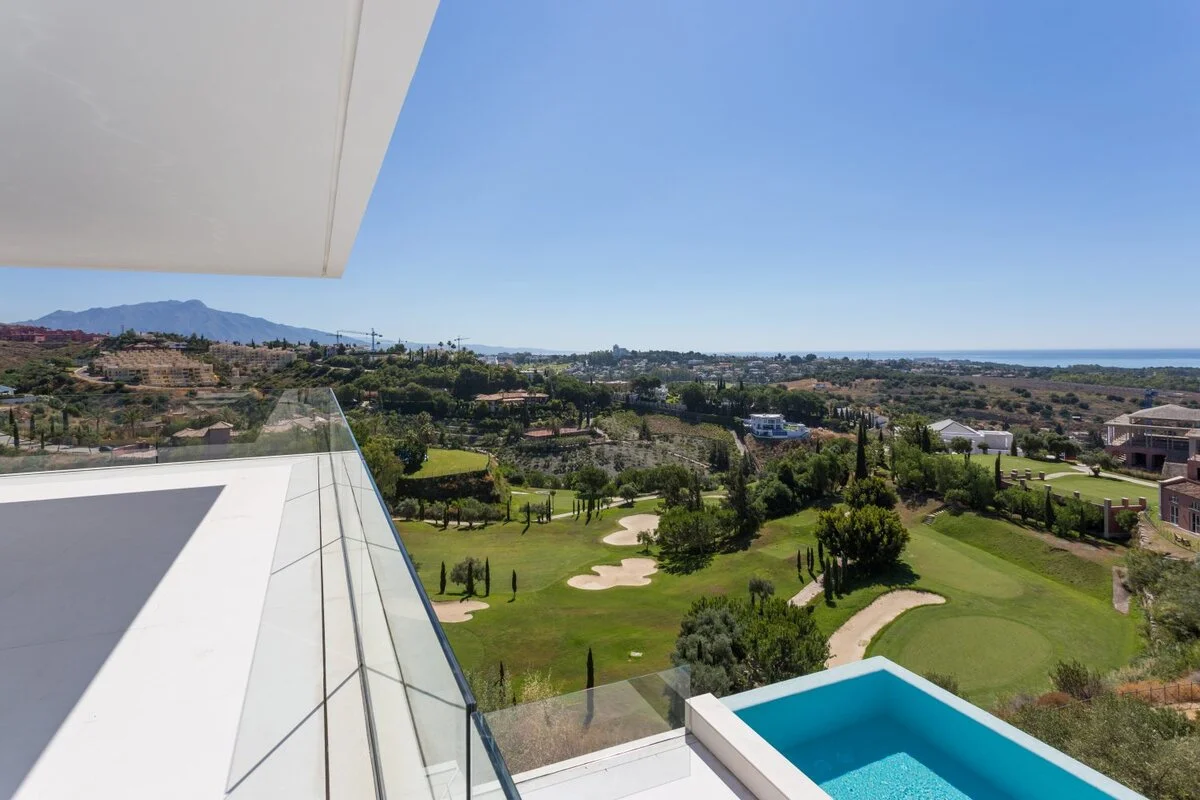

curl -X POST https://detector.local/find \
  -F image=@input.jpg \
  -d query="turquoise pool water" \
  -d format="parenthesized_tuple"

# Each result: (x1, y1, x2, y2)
(784, 717, 1013, 799)
(726, 660, 1140, 800)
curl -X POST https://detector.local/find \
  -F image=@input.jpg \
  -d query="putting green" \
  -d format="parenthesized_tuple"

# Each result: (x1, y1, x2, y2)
(877, 615, 1053, 693)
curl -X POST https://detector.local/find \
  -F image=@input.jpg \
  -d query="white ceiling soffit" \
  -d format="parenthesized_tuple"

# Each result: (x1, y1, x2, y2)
(0, 0, 439, 278)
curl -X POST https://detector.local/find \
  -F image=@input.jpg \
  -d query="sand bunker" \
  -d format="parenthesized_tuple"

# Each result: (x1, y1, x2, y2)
(567, 558, 658, 590)
(826, 590, 946, 667)
(603, 514, 660, 546)
(433, 599, 489, 623)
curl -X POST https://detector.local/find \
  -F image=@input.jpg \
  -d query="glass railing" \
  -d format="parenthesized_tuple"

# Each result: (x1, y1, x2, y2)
(0, 388, 343, 472)
(485, 668, 692, 778)
(0, 388, 519, 798)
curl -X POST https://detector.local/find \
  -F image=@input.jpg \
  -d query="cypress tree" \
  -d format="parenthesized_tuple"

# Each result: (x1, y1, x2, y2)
(818, 540, 824, 564)
(796, 549, 803, 578)
(1044, 489, 1055, 528)
(586, 648, 595, 689)
(1010, 437, 1018, 457)
(994, 454, 1002, 490)
(484, 558, 491, 596)
(465, 564, 476, 597)
(855, 418, 868, 480)
(511, 569, 517, 598)
(439, 561, 447, 594)
(499, 661, 506, 686)
(506, 496, 512, 521)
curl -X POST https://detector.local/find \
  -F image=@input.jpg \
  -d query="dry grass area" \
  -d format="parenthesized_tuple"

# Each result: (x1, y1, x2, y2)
(0, 340, 91, 372)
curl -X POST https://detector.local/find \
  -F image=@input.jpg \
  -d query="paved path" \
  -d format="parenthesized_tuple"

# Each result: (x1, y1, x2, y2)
(787, 575, 824, 607)
(730, 431, 747, 457)
(1112, 567, 1131, 615)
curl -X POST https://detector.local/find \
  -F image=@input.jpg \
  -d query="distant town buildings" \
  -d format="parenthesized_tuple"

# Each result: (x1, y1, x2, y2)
(745, 413, 810, 440)
(209, 343, 297, 374)
(0, 324, 103, 343)
(170, 421, 234, 446)
(473, 389, 549, 411)
(930, 419, 1014, 454)
(94, 349, 217, 387)
(1105, 404, 1200, 472)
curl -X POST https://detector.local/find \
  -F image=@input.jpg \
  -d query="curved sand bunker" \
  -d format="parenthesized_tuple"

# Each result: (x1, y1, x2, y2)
(433, 600, 489, 623)
(603, 514, 660, 546)
(826, 590, 946, 667)
(568, 558, 658, 590)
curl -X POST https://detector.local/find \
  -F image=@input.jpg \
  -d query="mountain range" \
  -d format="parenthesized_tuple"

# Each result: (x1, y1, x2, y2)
(16, 300, 561, 354)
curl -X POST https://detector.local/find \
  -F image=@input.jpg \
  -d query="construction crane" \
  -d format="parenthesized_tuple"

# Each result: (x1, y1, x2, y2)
(451, 336, 469, 351)
(336, 328, 387, 351)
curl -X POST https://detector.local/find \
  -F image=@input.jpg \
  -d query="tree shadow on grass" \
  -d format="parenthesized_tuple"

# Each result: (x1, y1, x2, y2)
(658, 550, 714, 575)
(822, 561, 919, 608)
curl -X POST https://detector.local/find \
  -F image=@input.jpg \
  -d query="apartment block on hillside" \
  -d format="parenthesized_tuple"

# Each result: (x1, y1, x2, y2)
(1104, 404, 1200, 471)
(210, 343, 298, 374)
(94, 349, 218, 387)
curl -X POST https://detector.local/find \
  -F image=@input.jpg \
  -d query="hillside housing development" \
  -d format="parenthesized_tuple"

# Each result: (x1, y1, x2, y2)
(209, 342, 297, 374)
(93, 349, 217, 387)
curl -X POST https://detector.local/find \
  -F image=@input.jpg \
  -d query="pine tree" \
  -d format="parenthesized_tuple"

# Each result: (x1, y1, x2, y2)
(586, 648, 595, 689)
(484, 558, 491, 596)
(439, 561, 447, 595)
(511, 569, 517, 598)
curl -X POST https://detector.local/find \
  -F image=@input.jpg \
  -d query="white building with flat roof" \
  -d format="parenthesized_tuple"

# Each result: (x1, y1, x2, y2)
(746, 413, 810, 440)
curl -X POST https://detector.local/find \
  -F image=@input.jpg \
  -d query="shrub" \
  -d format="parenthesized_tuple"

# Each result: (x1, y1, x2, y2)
(923, 672, 961, 697)
(1115, 509, 1140, 535)
(1050, 659, 1105, 701)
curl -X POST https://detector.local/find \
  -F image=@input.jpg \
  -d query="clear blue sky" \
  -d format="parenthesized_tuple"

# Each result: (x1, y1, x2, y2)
(4, 1, 1199, 352)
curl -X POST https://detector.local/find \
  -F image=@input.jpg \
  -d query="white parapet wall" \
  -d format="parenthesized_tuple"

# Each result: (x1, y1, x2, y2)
(684, 694, 831, 800)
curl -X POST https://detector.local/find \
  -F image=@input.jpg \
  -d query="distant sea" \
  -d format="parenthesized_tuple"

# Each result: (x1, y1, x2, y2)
(809, 350, 1200, 369)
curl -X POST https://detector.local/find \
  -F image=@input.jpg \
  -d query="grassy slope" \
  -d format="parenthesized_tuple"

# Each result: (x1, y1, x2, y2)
(398, 505, 821, 691)
(404, 447, 489, 478)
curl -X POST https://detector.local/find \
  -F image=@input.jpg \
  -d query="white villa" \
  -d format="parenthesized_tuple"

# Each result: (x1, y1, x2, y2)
(746, 413, 810, 440)
(931, 419, 1013, 454)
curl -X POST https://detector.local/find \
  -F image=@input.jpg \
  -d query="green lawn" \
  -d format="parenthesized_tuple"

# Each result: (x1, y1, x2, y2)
(989, 454, 1075, 478)
(863, 514, 1138, 704)
(397, 505, 821, 692)
(508, 487, 579, 516)
(399, 500, 1139, 705)
(1045, 474, 1157, 516)
(403, 448, 489, 479)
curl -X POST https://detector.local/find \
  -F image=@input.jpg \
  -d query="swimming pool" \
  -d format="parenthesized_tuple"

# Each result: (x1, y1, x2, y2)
(721, 658, 1145, 800)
